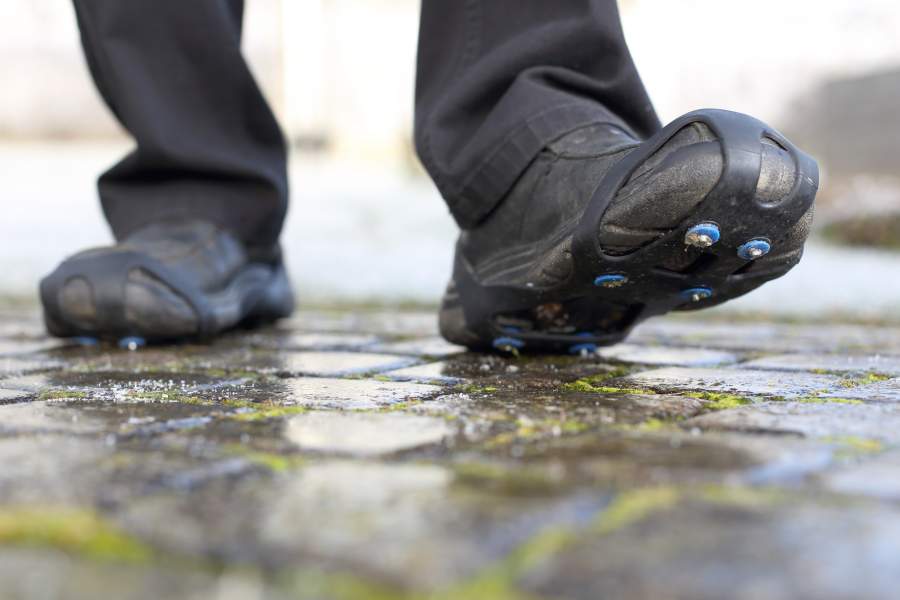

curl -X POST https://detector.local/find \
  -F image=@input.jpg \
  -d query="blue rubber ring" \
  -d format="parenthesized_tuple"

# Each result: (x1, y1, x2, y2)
(685, 223, 721, 245)
(594, 274, 628, 288)
(681, 287, 713, 301)
(72, 336, 99, 347)
(569, 343, 598, 355)
(118, 336, 146, 350)
(737, 239, 771, 260)
(492, 336, 525, 351)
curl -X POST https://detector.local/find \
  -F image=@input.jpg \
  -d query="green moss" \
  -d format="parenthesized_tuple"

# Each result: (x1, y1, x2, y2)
(686, 391, 752, 411)
(620, 418, 672, 432)
(593, 487, 681, 535)
(562, 368, 645, 394)
(0, 507, 152, 563)
(696, 485, 788, 508)
(793, 396, 863, 405)
(822, 436, 884, 455)
(39, 389, 90, 401)
(453, 462, 558, 495)
(837, 372, 892, 389)
(228, 406, 308, 422)
(223, 445, 303, 472)
(458, 384, 499, 395)
(563, 378, 655, 396)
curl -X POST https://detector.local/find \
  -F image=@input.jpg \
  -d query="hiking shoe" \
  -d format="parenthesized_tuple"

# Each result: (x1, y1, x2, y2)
(440, 109, 818, 353)
(40, 220, 294, 345)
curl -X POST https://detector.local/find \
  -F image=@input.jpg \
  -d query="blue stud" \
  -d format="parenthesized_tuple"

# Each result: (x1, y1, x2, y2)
(737, 239, 771, 260)
(684, 223, 721, 248)
(681, 287, 713, 303)
(569, 342, 598, 355)
(492, 336, 525, 351)
(594, 274, 628, 288)
(118, 336, 146, 351)
(72, 336, 99, 347)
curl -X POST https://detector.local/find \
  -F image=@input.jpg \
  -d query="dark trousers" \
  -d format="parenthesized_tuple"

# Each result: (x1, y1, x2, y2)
(73, 0, 659, 252)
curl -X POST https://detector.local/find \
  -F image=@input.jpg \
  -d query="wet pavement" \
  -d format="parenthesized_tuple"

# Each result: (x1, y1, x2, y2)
(1, 305, 900, 599)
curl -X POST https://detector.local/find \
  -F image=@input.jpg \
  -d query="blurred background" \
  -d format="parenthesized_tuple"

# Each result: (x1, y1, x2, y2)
(2, 0, 899, 319)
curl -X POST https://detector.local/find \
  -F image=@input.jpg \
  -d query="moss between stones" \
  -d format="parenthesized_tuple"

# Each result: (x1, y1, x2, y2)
(0, 507, 152, 563)
(223, 445, 303, 472)
(562, 368, 650, 395)
(228, 406, 308, 422)
(823, 436, 884, 456)
(453, 462, 560, 496)
(837, 372, 891, 389)
(38, 389, 90, 401)
(457, 384, 499, 395)
(793, 396, 863, 405)
(685, 391, 753, 410)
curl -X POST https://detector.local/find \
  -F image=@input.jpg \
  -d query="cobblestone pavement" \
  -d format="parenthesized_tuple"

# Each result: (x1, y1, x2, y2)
(1, 305, 900, 599)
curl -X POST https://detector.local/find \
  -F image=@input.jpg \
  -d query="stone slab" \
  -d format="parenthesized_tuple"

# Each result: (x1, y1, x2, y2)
(286, 377, 442, 410)
(373, 336, 467, 358)
(383, 361, 465, 384)
(595, 343, 738, 367)
(744, 353, 900, 376)
(622, 367, 844, 398)
(285, 412, 454, 456)
(282, 351, 418, 377)
(687, 402, 900, 444)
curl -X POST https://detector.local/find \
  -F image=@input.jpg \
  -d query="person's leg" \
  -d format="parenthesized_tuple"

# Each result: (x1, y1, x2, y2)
(72, 0, 288, 254)
(415, 0, 659, 228)
(416, 0, 818, 353)
(40, 0, 294, 343)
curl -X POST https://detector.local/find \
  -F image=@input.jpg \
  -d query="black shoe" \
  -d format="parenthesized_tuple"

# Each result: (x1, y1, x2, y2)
(40, 220, 294, 345)
(440, 109, 818, 353)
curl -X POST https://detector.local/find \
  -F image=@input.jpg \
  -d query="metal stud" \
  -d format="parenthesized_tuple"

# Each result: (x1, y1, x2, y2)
(681, 287, 713, 303)
(492, 336, 525, 352)
(737, 239, 771, 260)
(684, 223, 721, 248)
(594, 274, 628, 288)
(118, 336, 146, 351)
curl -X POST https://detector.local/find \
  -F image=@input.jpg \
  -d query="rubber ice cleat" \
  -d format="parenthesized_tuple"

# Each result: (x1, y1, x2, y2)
(738, 239, 771, 260)
(118, 336, 146, 351)
(72, 336, 99, 347)
(594, 274, 628, 288)
(684, 223, 721, 248)
(681, 287, 713, 303)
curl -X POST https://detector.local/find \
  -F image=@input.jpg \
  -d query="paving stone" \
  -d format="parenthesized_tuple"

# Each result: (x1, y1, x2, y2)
(383, 361, 466, 384)
(595, 343, 738, 367)
(622, 367, 844, 398)
(631, 320, 900, 354)
(521, 497, 900, 600)
(373, 336, 467, 358)
(0, 305, 899, 598)
(0, 339, 66, 355)
(744, 353, 900, 376)
(687, 402, 900, 444)
(286, 377, 442, 410)
(820, 378, 900, 403)
(0, 387, 31, 403)
(0, 355, 63, 376)
(280, 332, 380, 350)
(282, 351, 418, 376)
(284, 412, 455, 456)
(823, 451, 900, 501)
(0, 401, 105, 435)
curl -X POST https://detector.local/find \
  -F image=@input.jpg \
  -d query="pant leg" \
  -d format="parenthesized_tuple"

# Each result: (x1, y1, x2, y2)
(414, 0, 661, 229)
(72, 0, 288, 255)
